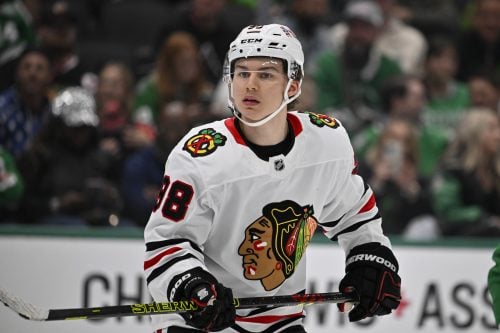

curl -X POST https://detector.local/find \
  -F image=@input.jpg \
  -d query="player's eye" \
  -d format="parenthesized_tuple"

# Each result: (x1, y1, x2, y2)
(235, 71, 250, 78)
(258, 72, 274, 80)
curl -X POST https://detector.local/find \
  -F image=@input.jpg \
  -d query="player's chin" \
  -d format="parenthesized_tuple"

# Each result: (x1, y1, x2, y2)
(240, 110, 269, 123)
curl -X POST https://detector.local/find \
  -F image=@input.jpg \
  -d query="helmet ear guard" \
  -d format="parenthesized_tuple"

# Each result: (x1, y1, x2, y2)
(289, 61, 302, 81)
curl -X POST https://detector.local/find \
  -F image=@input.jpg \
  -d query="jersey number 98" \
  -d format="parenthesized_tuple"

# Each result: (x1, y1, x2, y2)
(153, 175, 194, 222)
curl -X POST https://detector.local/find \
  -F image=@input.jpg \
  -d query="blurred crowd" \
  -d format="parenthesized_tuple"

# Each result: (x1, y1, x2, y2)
(0, 0, 498, 239)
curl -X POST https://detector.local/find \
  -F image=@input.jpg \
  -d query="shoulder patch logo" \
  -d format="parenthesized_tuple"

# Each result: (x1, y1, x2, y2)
(303, 111, 339, 129)
(183, 128, 226, 157)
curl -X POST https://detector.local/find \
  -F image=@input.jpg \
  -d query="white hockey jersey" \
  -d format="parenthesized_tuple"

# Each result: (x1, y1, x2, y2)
(144, 111, 391, 332)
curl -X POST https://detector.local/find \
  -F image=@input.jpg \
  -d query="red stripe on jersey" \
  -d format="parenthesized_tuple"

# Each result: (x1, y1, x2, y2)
(358, 194, 376, 214)
(352, 157, 359, 174)
(236, 311, 303, 323)
(224, 118, 246, 145)
(287, 113, 303, 136)
(144, 247, 182, 270)
(224, 113, 303, 146)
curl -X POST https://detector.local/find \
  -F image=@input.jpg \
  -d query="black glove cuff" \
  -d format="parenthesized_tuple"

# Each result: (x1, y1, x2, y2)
(168, 267, 218, 302)
(345, 242, 399, 274)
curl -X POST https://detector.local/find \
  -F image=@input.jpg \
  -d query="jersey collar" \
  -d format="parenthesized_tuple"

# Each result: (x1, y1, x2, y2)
(224, 112, 303, 146)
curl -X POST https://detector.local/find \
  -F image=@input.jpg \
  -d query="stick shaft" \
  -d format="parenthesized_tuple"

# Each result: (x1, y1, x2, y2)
(46, 292, 356, 320)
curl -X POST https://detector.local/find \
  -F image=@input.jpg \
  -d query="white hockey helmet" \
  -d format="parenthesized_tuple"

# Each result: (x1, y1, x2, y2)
(225, 24, 305, 126)
(225, 24, 304, 82)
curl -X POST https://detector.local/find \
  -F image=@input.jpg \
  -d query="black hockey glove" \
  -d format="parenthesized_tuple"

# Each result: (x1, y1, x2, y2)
(169, 267, 236, 331)
(338, 242, 401, 322)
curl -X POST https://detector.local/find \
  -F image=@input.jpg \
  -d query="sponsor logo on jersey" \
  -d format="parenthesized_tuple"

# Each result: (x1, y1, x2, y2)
(238, 200, 317, 291)
(303, 111, 339, 129)
(183, 128, 226, 157)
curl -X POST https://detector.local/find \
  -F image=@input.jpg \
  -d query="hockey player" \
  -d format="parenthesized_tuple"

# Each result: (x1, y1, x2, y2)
(144, 24, 401, 332)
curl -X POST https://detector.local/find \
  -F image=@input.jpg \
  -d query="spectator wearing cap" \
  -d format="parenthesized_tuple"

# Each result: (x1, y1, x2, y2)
(327, 0, 428, 76)
(16, 87, 129, 227)
(0, 48, 53, 158)
(314, 0, 402, 132)
(37, 0, 96, 92)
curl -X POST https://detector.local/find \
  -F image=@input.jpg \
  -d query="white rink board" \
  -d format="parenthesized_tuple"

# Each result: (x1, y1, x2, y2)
(0, 236, 496, 333)
(305, 244, 497, 333)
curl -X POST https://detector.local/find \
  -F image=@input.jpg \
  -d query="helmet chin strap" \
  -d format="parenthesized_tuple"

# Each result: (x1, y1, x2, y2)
(230, 79, 302, 128)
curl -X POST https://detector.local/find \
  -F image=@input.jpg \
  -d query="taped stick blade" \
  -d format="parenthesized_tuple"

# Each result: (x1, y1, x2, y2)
(0, 287, 49, 321)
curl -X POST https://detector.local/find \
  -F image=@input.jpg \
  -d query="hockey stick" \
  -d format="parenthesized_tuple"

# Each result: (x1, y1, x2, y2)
(0, 287, 357, 321)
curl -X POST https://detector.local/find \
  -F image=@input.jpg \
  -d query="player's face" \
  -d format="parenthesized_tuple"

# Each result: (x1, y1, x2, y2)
(232, 57, 298, 123)
(238, 217, 279, 280)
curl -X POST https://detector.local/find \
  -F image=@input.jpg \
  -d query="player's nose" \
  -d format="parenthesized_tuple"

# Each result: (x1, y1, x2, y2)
(246, 73, 259, 90)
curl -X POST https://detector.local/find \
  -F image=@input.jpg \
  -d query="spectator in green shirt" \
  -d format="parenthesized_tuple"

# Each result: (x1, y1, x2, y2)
(423, 36, 470, 138)
(313, 0, 401, 132)
(353, 74, 448, 179)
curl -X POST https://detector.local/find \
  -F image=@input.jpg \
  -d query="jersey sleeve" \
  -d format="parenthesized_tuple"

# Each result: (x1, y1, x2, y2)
(143, 149, 214, 302)
(318, 134, 391, 254)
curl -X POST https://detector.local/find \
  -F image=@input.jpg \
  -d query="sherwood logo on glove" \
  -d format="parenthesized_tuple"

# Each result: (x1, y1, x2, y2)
(170, 272, 193, 300)
(347, 254, 397, 273)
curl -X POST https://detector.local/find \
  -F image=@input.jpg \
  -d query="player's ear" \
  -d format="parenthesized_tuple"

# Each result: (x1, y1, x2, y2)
(287, 80, 300, 98)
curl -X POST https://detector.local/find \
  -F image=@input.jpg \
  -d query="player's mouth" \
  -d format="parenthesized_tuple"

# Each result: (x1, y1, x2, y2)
(242, 96, 260, 106)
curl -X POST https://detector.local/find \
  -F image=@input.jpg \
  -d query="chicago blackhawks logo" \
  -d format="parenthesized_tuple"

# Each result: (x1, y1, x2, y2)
(304, 111, 339, 129)
(238, 200, 317, 291)
(183, 128, 226, 157)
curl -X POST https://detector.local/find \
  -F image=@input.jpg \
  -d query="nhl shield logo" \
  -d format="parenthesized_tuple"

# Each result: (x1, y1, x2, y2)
(274, 159, 285, 171)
